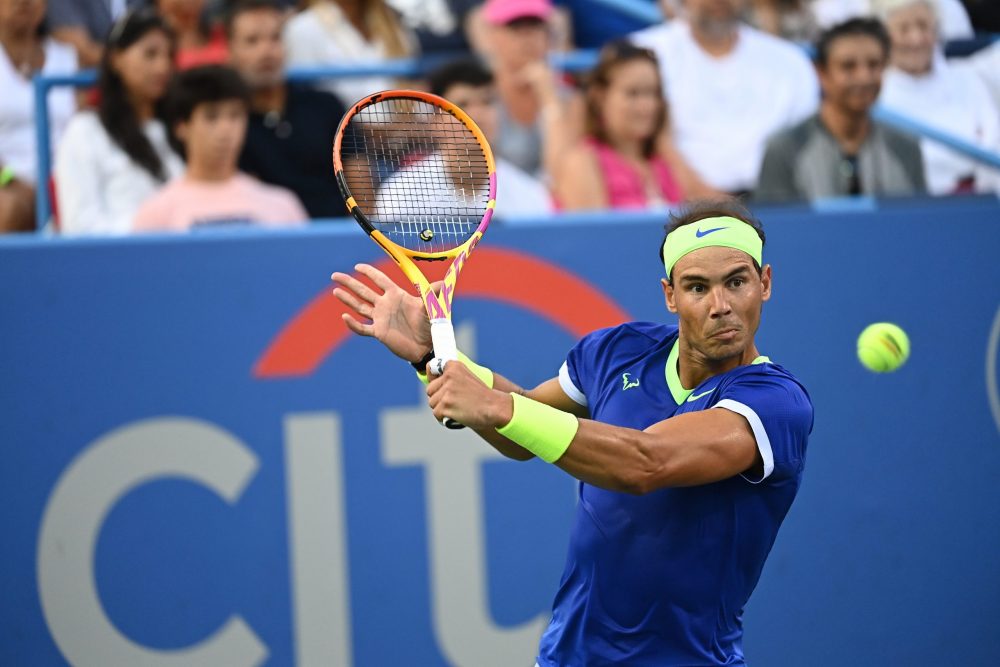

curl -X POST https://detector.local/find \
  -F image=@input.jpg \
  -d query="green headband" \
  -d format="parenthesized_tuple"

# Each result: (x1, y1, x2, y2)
(662, 216, 763, 279)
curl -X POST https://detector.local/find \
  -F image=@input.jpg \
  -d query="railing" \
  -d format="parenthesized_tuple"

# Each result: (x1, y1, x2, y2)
(31, 45, 1000, 230)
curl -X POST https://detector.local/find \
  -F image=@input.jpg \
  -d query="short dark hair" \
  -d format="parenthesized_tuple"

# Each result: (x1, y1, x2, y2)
(224, 0, 282, 39)
(427, 58, 494, 98)
(658, 199, 766, 283)
(165, 65, 251, 156)
(815, 17, 891, 68)
(166, 65, 251, 125)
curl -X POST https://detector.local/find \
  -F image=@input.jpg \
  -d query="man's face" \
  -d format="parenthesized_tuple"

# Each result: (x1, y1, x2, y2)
(818, 35, 886, 116)
(663, 245, 771, 363)
(441, 83, 498, 143)
(885, 2, 937, 76)
(177, 99, 248, 173)
(228, 8, 285, 89)
(0, 0, 46, 34)
(684, 0, 746, 34)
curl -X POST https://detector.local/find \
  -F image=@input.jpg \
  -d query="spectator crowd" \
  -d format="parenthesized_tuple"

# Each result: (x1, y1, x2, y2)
(0, 0, 998, 234)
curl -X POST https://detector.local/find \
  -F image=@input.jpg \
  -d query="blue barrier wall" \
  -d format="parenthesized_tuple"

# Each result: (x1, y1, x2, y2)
(2, 199, 999, 666)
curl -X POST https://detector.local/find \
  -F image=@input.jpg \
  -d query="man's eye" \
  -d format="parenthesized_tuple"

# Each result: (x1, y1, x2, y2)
(730, 279, 744, 288)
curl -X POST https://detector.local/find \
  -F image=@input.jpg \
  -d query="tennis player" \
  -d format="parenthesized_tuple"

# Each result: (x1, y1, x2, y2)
(332, 200, 813, 666)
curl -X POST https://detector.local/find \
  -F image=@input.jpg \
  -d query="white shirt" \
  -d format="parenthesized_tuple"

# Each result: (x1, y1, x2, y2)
(880, 55, 1000, 194)
(0, 39, 77, 185)
(494, 157, 552, 219)
(54, 111, 184, 235)
(375, 153, 551, 226)
(933, 0, 974, 40)
(631, 21, 819, 192)
(961, 42, 1000, 111)
(283, 1, 414, 106)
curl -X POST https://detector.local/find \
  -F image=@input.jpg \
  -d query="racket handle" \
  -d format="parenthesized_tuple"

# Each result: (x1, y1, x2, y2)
(428, 320, 466, 429)
(430, 357, 467, 430)
(442, 416, 465, 430)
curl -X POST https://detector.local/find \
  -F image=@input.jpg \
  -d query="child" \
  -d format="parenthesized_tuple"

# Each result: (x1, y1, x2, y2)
(133, 64, 307, 231)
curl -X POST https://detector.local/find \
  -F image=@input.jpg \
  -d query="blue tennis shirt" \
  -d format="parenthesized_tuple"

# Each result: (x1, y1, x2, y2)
(536, 322, 813, 667)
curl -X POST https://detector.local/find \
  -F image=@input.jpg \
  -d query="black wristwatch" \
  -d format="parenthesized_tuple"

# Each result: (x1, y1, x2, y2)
(410, 349, 435, 373)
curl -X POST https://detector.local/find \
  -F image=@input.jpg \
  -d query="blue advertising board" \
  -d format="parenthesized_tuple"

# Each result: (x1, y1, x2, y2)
(2, 198, 999, 666)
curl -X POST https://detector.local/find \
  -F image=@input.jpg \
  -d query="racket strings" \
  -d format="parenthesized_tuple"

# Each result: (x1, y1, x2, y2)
(342, 98, 491, 254)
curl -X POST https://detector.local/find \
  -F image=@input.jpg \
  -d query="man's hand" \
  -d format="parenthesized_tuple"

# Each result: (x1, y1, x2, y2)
(427, 362, 514, 430)
(518, 60, 561, 107)
(331, 263, 434, 363)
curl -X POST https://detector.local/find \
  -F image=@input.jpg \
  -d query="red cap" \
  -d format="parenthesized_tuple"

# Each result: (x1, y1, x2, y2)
(482, 0, 554, 25)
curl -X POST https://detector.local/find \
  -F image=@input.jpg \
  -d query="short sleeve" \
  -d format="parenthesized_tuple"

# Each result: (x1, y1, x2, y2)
(713, 371, 813, 484)
(560, 326, 619, 409)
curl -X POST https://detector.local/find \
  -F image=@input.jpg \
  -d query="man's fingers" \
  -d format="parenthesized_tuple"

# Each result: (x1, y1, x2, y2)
(355, 263, 400, 293)
(332, 287, 372, 318)
(331, 270, 383, 304)
(341, 313, 374, 337)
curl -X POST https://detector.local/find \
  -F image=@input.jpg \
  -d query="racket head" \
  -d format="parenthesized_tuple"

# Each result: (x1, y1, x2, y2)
(333, 90, 497, 263)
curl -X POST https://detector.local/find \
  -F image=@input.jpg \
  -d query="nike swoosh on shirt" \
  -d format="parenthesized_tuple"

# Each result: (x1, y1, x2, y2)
(695, 227, 727, 238)
(686, 388, 716, 402)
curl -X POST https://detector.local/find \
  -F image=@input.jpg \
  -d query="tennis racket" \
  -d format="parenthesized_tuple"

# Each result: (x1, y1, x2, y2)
(332, 90, 497, 429)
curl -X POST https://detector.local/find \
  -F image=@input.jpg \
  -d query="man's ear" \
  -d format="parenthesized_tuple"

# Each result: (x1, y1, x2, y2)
(760, 264, 772, 302)
(662, 277, 677, 313)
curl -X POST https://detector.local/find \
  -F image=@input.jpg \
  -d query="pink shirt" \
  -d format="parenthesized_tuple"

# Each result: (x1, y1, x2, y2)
(133, 173, 308, 232)
(587, 139, 684, 208)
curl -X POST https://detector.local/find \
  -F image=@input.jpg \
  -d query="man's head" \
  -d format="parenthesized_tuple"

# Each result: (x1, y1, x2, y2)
(428, 59, 498, 143)
(167, 65, 251, 177)
(815, 18, 891, 117)
(872, 0, 938, 76)
(683, 0, 747, 41)
(226, 0, 285, 90)
(659, 200, 770, 364)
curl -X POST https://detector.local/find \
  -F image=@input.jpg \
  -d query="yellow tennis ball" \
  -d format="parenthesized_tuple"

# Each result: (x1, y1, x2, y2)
(857, 322, 910, 373)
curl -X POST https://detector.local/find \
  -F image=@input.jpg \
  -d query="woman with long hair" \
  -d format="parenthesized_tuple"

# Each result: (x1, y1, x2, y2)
(55, 9, 183, 234)
(554, 41, 712, 210)
(283, 0, 418, 105)
(0, 0, 77, 233)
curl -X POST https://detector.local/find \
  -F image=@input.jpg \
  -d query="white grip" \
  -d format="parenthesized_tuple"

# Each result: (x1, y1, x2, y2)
(429, 319, 458, 362)
(428, 319, 465, 429)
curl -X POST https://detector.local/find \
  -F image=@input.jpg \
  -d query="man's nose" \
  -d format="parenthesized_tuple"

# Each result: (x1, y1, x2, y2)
(708, 286, 732, 317)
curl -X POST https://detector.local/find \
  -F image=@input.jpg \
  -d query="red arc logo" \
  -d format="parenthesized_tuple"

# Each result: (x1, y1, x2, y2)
(254, 247, 631, 378)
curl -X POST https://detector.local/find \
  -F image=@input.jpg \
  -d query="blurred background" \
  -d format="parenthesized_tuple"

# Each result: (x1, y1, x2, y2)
(1, 0, 998, 665)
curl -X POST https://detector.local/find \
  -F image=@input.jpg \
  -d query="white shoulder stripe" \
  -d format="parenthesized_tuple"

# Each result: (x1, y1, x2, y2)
(558, 361, 587, 407)
(713, 399, 775, 484)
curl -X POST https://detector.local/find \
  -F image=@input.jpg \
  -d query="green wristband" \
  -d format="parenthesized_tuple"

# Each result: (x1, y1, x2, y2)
(415, 351, 494, 388)
(496, 393, 579, 463)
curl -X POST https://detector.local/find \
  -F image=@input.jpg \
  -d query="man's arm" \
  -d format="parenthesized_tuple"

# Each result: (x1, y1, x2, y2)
(427, 363, 760, 493)
(331, 264, 588, 461)
(465, 375, 588, 461)
(50, 28, 104, 68)
(754, 135, 801, 203)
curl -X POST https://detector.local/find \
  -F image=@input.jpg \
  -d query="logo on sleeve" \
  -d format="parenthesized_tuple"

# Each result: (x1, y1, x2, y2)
(622, 373, 640, 391)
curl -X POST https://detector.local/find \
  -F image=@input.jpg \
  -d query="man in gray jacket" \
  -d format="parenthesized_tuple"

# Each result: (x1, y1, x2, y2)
(756, 18, 925, 202)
